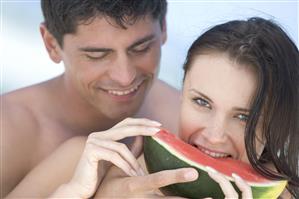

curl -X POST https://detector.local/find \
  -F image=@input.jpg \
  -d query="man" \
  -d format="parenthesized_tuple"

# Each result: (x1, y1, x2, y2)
(2, 0, 197, 198)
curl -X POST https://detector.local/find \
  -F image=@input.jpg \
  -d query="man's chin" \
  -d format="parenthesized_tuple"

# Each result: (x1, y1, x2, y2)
(102, 106, 139, 121)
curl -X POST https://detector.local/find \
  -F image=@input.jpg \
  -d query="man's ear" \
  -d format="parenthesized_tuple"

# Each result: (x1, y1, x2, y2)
(40, 23, 62, 63)
(161, 17, 167, 45)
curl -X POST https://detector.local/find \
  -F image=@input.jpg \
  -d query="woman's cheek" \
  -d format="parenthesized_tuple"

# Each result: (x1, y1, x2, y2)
(179, 107, 201, 142)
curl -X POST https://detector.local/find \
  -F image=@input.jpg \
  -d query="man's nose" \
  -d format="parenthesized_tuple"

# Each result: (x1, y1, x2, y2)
(108, 54, 136, 87)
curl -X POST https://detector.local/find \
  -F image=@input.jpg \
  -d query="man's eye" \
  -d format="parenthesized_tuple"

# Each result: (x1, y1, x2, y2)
(132, 43, 151, 53)
(235, 114, 249, 122)
(193, 98, 211, 109)
(85, 52, 108, 60)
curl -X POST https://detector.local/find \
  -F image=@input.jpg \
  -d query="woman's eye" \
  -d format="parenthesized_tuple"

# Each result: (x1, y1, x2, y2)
(193, 98, 211, 109)
(235, 114, 249, 122)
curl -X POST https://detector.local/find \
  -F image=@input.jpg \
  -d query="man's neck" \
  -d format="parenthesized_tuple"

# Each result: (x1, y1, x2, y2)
(46, 75, 122, 136)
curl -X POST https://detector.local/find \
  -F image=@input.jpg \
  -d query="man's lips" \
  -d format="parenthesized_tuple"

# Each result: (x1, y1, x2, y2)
(99, 80, 144, 96)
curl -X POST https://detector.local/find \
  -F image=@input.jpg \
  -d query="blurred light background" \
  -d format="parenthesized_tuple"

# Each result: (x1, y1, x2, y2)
(1, 0, 298, 94)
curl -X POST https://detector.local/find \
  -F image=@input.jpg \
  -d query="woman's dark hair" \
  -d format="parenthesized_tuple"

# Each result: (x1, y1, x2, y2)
(183, 17, 299, 196)
(41, 0, 167, 47)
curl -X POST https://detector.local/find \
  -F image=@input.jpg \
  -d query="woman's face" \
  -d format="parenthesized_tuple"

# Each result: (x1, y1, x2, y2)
(179, 52, 264, 163)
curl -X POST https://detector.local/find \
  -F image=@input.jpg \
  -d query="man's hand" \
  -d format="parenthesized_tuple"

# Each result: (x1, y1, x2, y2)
(94, 165, 198, 198)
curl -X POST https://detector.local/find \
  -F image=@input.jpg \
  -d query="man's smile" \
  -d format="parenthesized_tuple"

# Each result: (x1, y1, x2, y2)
(106, 83, 141, 96)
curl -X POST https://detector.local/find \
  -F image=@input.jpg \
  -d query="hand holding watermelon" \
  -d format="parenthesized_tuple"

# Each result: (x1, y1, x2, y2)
(205, 166, 253, 199)
(52, 118, 162, 198)
(94, 164, 198, 198)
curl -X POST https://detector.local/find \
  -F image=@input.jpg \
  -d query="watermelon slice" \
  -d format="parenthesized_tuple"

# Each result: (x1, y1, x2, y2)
(143, 129, 287, 199)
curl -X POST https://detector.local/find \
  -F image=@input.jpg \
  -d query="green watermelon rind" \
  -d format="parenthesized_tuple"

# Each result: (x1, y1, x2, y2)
(144, 135, 287, 199)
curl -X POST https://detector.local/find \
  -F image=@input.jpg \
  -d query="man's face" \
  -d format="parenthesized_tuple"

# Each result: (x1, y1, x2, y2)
(57, 15, 166, 119)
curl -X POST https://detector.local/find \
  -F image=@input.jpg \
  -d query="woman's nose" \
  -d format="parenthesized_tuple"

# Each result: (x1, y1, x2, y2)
(201, 116, 228, 144)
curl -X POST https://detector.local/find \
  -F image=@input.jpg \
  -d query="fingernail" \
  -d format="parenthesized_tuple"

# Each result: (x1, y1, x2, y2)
(184, 169, 198, 181)
(205, 166, 217, 174)
(149, 127, 161, 134)
(151, 121, 162, 126)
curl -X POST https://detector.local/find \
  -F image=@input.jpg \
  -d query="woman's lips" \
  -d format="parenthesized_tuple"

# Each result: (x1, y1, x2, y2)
(193, 144, 231, 158)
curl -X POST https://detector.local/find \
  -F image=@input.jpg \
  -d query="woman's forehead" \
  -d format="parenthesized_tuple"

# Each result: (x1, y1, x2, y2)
(184, 53, 258, 108)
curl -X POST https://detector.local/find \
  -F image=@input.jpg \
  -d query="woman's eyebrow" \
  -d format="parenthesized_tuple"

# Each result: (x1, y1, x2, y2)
(233, 107, 250, 112)
(189, 88, 213, 103)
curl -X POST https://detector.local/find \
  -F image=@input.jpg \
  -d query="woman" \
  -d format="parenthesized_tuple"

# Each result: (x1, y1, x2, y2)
(6, 17, 299, 198)
(177, 17, 299, 198)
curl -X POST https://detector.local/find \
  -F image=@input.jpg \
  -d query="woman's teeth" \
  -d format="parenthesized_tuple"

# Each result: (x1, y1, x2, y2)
(199, 147, 230, 158)
(107, 84, 139, 96)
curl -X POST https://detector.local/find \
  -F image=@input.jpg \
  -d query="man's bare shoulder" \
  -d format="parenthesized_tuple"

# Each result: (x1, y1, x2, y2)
(2, 87, 43, 197)
(3, 87, 42, 139)
(137, 79, 181, 133)
(145, 78, 180, 106)
(3, 86, 42, 136)
(153, 79, 180, 95)
(3, 80, 57, 134)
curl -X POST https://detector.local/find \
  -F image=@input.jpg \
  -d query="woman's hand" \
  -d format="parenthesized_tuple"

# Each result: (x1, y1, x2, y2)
(51, 118, 161, 198)
(205, 166, 253, 199)
(94, 165, 198, 199)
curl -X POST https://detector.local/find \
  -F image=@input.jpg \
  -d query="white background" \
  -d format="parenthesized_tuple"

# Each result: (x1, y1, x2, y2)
(1, 0, 298, 93)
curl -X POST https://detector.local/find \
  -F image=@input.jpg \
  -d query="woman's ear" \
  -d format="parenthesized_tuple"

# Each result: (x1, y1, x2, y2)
(40, 23, 62, 63)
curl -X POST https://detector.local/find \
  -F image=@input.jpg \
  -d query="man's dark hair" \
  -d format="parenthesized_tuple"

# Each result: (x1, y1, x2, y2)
(41, 0, 167, 47)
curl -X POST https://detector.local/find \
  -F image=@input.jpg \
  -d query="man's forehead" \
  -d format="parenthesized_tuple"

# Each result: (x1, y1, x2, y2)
(63, 14, 160, 49)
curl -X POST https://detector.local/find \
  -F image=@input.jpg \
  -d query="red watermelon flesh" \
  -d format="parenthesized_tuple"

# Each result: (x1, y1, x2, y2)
(156, 129, 271, 185)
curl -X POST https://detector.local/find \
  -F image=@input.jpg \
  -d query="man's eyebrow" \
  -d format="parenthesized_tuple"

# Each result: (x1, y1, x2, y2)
(78, 34, 156, 52)
(189, 89, 213, 103)
(128, 34, 156, 50)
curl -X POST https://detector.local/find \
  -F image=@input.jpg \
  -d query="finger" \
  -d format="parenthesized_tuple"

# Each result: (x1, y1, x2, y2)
(136, 195, 187, 199)
(130, 135, 144, 158)
(205, 166, 239, 198)
(86, 143, 138, 177)
(125, 168, 198, 192)
(93, 126, 161, 141)
(113, 117, 162, 128)
(89, 139, 142, 175)
(232, 173, 253, 199)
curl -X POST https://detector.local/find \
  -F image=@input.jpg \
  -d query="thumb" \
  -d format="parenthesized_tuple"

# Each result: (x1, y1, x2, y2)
(130, 136, 143, 158)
